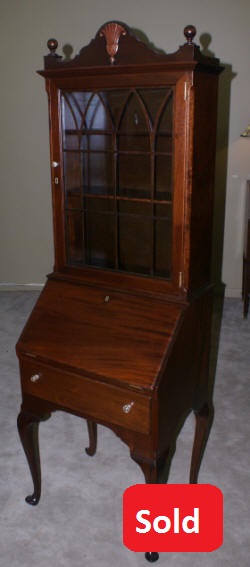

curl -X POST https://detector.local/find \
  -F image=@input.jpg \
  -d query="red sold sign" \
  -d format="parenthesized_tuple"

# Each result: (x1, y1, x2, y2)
(123, 484, 223, 552)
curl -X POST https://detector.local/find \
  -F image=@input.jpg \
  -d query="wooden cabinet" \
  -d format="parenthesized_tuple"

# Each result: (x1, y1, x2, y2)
(16, 22, 222, 562)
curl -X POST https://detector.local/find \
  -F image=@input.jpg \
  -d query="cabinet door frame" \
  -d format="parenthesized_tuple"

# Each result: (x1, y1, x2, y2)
(46, 69, 192, 298)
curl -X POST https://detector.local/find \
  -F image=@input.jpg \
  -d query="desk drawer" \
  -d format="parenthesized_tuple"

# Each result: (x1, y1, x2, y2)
(20, 359, 151, 435)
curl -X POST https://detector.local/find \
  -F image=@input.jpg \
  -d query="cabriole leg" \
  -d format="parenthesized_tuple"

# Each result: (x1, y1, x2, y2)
(189, 402, 213, 484)
(85, 420, 97, 456)
(131, 455, 163, 562)
(17, 409, 50, 505)
(131, 454, 162, 484)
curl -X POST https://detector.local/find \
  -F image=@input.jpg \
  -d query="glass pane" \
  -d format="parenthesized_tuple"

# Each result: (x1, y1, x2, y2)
(138, 88, 171, 124)
(117, 202, 172, 278)
(105, 90, 129, 126)
(155, 92, 173, 152)
(83, 134, 113, 151)
(63, 134, 80, 151)
(66, 211, 84, 264)
(119, 92, 150, 132)
(64, 151, 82, 208)
(85, 212, 115, 268)
(119, 134, 150, 152)
(61, 92, 92, 148)
(155, 155, 172, 201)
(118, 154, 151, 199)
(118, 201, 152, 274)
(62, 91, 114, 139)
(83, 152, 114, 196)
(66, 188, 82, 211)
(156, 134, 172, 153)
(84, 196, 115, 213)
(157, 93, 173, 133)
(118, 92, 150, 152)
(118, 200, 152, 217)
(84, 93, 113, 131)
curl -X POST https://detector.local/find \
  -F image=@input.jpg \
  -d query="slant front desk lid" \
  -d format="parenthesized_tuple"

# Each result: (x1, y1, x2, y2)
(16, 280, 185, 392)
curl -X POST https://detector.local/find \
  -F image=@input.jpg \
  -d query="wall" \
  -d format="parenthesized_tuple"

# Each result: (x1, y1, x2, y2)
(1, 0, 250, 295)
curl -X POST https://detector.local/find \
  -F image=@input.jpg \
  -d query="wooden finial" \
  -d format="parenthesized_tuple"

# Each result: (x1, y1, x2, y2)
(47, 38, 59, 56)
(183, 25, 197, 45)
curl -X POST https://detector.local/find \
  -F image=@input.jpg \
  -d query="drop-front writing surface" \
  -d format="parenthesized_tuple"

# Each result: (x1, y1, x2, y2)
(62, 88, 173, 278)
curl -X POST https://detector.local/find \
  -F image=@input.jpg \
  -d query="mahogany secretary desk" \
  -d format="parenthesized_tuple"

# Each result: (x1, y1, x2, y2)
(16, 22, 222, 562)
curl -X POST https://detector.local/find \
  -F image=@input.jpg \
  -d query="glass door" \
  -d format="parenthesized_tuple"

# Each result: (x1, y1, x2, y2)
(61, 87, 174, 279)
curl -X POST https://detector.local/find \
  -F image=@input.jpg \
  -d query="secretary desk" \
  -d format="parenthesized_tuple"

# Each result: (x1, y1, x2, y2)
(16, 21, 222, 562)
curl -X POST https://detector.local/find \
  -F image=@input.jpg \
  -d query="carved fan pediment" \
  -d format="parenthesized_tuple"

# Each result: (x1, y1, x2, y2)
(99, 22, 127, 64)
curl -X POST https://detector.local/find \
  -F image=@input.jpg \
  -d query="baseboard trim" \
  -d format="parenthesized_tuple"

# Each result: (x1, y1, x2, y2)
(0, 283, 44, 291)
(224, 288, 241, 298)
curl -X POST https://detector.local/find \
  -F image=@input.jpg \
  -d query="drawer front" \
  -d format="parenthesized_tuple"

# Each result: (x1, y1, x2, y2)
(20, 359, 151, 435)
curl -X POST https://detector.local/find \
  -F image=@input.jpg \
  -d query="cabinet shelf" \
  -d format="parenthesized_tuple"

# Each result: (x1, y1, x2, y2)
(65, 208, 171, 221)
(65, 187, 172, 204)
(64, 129, 173, 137)
(63, 148, 172, 157)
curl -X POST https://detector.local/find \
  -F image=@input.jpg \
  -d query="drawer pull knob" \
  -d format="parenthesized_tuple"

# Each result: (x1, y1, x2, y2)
(122, 401, 135, 414)
(30, 373, 41, 383)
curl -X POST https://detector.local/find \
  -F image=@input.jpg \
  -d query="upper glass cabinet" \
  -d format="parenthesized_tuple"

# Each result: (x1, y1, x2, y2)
(61, 87, 174, 279)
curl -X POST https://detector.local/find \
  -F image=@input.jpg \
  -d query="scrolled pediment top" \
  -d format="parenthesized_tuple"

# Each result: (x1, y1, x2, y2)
(41, 21, 221, 72)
